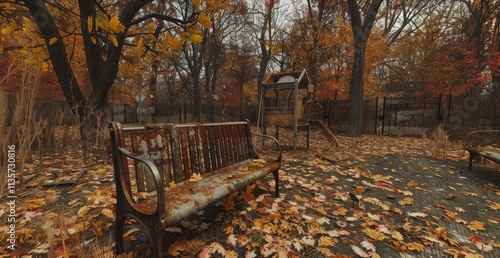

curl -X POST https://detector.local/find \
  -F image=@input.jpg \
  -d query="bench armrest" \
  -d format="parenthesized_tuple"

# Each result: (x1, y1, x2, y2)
(117, 147, 165, 219)
(464, 130, 500, 149)
(251, 132, 282, 163)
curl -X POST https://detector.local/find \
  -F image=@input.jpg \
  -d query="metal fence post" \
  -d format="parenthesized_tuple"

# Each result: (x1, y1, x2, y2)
(381, 97, 386, 135)
(374, 97, 379, 134)
(437, 94, 442, 123)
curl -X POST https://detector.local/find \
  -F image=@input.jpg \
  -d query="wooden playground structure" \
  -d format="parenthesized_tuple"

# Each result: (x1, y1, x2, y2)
(259, 69, 338, 150)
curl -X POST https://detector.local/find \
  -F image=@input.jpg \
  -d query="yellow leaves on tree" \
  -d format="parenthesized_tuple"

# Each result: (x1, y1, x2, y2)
(197, 13, 212, 29)
(88, 15, 124, 47)
(101, 16, 125, 34)
(189, 34, 203, 43)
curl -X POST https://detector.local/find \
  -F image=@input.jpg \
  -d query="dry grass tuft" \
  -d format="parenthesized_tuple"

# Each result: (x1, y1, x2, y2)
(422, 123, 450, 159)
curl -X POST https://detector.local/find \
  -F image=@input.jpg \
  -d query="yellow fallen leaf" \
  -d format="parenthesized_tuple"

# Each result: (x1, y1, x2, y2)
(223, 225, 234, 235)
(78, 206, 91, 217)
(101, 208, 114, 219)
(188, 173, 203, 182)
(318, 236, 337, 247)
(467, 221, 485, 231)
(406, 242, 424, 252)
(488, 203, 500, 210)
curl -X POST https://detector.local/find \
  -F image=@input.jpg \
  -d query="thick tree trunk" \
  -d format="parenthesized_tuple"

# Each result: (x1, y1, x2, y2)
(348, 45, 366, 137)
(23, 0, 87, 122)
(346, 0, 383, 137)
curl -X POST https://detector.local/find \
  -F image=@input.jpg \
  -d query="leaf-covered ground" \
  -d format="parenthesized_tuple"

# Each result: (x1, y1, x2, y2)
(1, 131, 499, 258)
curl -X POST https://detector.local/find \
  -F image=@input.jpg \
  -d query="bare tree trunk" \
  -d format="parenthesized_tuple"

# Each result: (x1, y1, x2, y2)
(346, 0, 383, 137)
(348, 46, 366, 137)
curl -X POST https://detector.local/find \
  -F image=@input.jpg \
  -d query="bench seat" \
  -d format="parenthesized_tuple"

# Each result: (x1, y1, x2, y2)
(133, 159, 280, 226)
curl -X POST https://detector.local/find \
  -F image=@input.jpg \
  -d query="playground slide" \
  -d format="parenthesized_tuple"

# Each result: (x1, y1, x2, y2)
(314, 120, 339, 147)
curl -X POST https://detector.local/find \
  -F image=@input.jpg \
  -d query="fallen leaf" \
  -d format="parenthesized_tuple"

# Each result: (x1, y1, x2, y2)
(489, 202, 500, 210)
(445, 194, 457, 200)
(188, 173, 203, 182)
(164, 227, 182, 233)
(241, 184, 256, 202)
(360, 240, 376, 252)
(398, 197, 414, 206)
(405, 242, 424, 252)
(469, 234, 493, 252)
(77, 206, 91, 217)
(318, 236, 337, 247)
(467, 221, 486, 231)
(221, 191, 238, 211)
(351, 245, 370, 258)
(168, 238, 188, 256)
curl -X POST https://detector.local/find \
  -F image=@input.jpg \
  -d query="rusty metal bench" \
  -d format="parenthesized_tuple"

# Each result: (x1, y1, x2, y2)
(109, 121, 281, 257)
(464, 130, 500, 170)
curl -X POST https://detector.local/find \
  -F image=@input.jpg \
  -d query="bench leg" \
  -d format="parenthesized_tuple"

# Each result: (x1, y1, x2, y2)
(115, 215, 163, 258)
(115, 216, 126, 256)
(469, 153, 476, 171)
(140, 218, 163, 258)
(273, 170, 279, 197)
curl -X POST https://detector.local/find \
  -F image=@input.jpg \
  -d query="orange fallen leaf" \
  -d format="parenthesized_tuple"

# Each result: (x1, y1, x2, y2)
(221, 191, 238, 210)
(241, 184, 256, 202)
(398, 197, 414, 206)
(445, 194, 457, 200)
(168, 238, 188, 256)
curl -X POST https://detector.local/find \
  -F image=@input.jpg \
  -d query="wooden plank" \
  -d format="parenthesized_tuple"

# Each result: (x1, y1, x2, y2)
(187, 127, 199, 175)
(179, 128, 191, 180)
(169, 125, 184, 183)
(199, 126, 210, 174)
(208, 126, 219, 170)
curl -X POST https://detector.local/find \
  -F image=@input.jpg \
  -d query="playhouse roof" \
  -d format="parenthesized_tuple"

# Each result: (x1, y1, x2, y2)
(262, 69, 311, 89)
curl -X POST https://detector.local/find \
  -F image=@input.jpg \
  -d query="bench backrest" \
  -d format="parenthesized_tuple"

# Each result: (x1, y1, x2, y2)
(109, 121, 257, 192)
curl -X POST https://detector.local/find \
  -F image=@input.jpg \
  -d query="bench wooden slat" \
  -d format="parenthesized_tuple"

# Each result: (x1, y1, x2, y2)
(200, 126, 211, 174)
